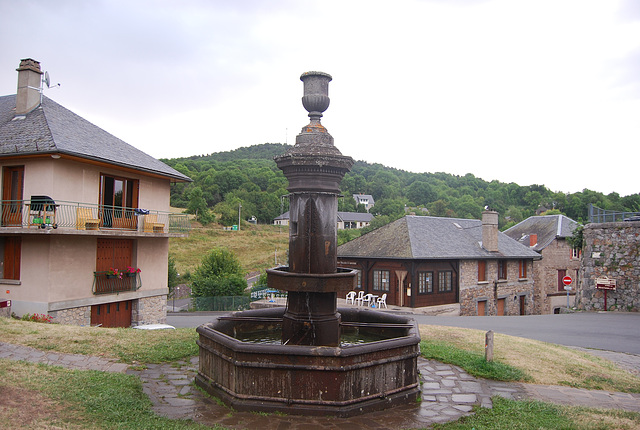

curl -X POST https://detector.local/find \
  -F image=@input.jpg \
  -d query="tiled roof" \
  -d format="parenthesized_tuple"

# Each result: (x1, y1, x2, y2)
(504, 215, 580, 251)
(0, 95, 190, 182)
(337, 215, 541, 260)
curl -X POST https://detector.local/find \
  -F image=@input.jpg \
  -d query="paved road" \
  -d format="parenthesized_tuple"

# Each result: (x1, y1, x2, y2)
(411, 312, 640, 355)
(168, 311, 640, 355)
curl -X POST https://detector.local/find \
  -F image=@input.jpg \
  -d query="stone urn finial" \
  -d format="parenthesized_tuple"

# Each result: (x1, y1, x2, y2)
(300, 71, 332, 122)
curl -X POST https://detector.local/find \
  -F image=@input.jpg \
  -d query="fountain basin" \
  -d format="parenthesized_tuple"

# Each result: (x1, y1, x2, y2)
(195, 307, 421, 417)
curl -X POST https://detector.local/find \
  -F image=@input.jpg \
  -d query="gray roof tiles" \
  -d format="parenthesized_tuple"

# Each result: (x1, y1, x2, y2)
(504, 215, 580, 252)
(0, 95, 190, 182)
(338, 215, 541, 260)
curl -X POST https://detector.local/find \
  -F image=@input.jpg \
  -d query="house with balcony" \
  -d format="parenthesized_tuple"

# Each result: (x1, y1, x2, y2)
(0, 58, 191, 327)
(337, 211, 541, 315)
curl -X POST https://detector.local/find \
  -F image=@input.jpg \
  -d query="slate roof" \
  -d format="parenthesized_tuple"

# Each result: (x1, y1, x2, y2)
(337, 211, 374, 223)
(337, 215, 541, 260)
(353, 194, 374, 205)
(0, 94, 190, 182)
(504, 215, 580, 252)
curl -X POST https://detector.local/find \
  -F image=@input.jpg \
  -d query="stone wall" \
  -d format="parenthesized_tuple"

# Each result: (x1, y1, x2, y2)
(576, 221, 640, 312)
(459, 259, 534, 316)
(49, 305, 91, 325)
(132, 295, 167, 326)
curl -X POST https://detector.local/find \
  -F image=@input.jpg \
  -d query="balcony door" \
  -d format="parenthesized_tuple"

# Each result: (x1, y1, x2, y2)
(2, 166, 24, 226)
(100, 174, 138, 228)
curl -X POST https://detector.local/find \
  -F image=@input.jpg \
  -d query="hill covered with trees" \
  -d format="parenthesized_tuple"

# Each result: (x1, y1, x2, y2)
(162, 143, 640, 229)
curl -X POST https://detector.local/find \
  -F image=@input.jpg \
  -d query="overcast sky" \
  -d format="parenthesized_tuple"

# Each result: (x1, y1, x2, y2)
(1, 0, 639, 196)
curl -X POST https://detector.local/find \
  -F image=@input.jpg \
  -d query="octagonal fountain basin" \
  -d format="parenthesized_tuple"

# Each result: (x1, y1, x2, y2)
(195, 307, 421, 417)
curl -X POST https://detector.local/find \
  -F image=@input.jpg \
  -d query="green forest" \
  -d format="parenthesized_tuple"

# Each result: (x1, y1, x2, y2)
(162, 143, 640, 231)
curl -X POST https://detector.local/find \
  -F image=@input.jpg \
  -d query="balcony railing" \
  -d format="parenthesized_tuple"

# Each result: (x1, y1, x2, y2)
(93, 271, 141, 295)
(0, 199, 190, 234)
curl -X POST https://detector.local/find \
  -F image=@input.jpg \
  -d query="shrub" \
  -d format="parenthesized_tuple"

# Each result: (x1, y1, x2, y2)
(191, 248, 247, 297)
(21, 313, 53, 324)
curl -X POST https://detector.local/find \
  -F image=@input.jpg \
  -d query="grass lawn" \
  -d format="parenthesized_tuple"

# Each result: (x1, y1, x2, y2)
(0, 317, 198, 364)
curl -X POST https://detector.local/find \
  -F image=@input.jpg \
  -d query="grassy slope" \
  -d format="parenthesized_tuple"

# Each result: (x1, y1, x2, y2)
(170, 221, 288, 276)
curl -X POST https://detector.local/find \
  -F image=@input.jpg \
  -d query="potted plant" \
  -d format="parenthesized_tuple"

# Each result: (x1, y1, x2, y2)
(125, 266, 141, 277)
(106, 268, 121, 279)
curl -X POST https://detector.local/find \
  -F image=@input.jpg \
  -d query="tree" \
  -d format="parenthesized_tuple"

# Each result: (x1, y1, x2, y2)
(168, 255, 178, 295)
(191, 248, 247, 297)
(567, 224, 584, 251)
(186, 187, 212, 224)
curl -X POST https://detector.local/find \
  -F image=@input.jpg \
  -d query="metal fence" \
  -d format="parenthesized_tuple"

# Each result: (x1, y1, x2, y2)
(0, 199, 190, 233)
(589, 203, 640, 223)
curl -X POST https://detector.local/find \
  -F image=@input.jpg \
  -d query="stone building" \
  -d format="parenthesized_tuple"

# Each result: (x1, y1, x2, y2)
(337, 211, 540, 314)
(504, 215, 581, 314)
(576, 220, 640, 312)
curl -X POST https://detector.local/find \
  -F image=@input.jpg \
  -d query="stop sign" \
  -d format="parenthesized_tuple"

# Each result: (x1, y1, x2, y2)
(562, 275, 572, 286)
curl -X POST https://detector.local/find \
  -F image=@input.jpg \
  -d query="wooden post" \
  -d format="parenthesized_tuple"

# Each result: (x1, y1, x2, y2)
(485, 330, 494, 362)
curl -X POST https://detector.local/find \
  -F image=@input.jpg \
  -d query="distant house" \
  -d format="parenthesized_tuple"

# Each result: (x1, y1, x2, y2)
(353, 194, 374, 212)
(337, 212, 540, 314)
(0, 58, 191, 327)
(273, 211, 373, 230)
(504, 215, 581, 314)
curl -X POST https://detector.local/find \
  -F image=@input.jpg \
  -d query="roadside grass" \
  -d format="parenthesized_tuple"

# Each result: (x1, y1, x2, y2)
(420, 325, 640, 393)
(420, 339, 530, 382)
(0, 317, 198, 364)
(431, 396, 640, 430)
(169, 222, 288, 276)
(0, 359, 219, 429)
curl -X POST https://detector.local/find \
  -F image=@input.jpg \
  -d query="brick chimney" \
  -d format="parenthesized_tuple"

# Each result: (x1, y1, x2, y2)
(482, 210, 499, 252)
(15, 58, 43, 115)
(529, 234, 538, 247)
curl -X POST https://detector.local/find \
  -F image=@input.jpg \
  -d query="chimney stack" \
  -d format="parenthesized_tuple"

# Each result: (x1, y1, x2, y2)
(529, 234, 538, 247)
(482, 210, 499, 252)
(16, 58, 43, 115)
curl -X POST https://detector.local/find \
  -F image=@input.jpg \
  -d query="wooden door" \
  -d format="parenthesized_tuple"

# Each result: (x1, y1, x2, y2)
(3, 237, 21, 280)
(497, 298, 506, 316)
(96, 239, 133, 271)
(477, 300, 486, 316)
(2, 166, 24, 226)
(519, 295, 526, 315)
(91, 300, 132, 328)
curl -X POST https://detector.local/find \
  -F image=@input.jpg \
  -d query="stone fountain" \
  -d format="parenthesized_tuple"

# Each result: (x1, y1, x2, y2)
(196, 72, 420, 417)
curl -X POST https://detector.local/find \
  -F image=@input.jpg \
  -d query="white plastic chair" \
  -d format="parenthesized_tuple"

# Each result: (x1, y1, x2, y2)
(354, 291, 364, 306)
(345, 291, 356, 305)
(376, 293, 387, 309)
(362, 293, 374, 308)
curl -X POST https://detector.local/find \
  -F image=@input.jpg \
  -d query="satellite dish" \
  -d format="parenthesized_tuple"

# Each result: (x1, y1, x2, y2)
(44, 71, 50, 88)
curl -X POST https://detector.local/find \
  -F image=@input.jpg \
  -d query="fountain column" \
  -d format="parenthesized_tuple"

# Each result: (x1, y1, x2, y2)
(270, 71, 354, 346)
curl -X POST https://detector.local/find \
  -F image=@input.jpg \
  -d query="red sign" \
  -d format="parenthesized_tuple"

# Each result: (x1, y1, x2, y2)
(0, 300, 10, 308)
(562, 276, 572, 286)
